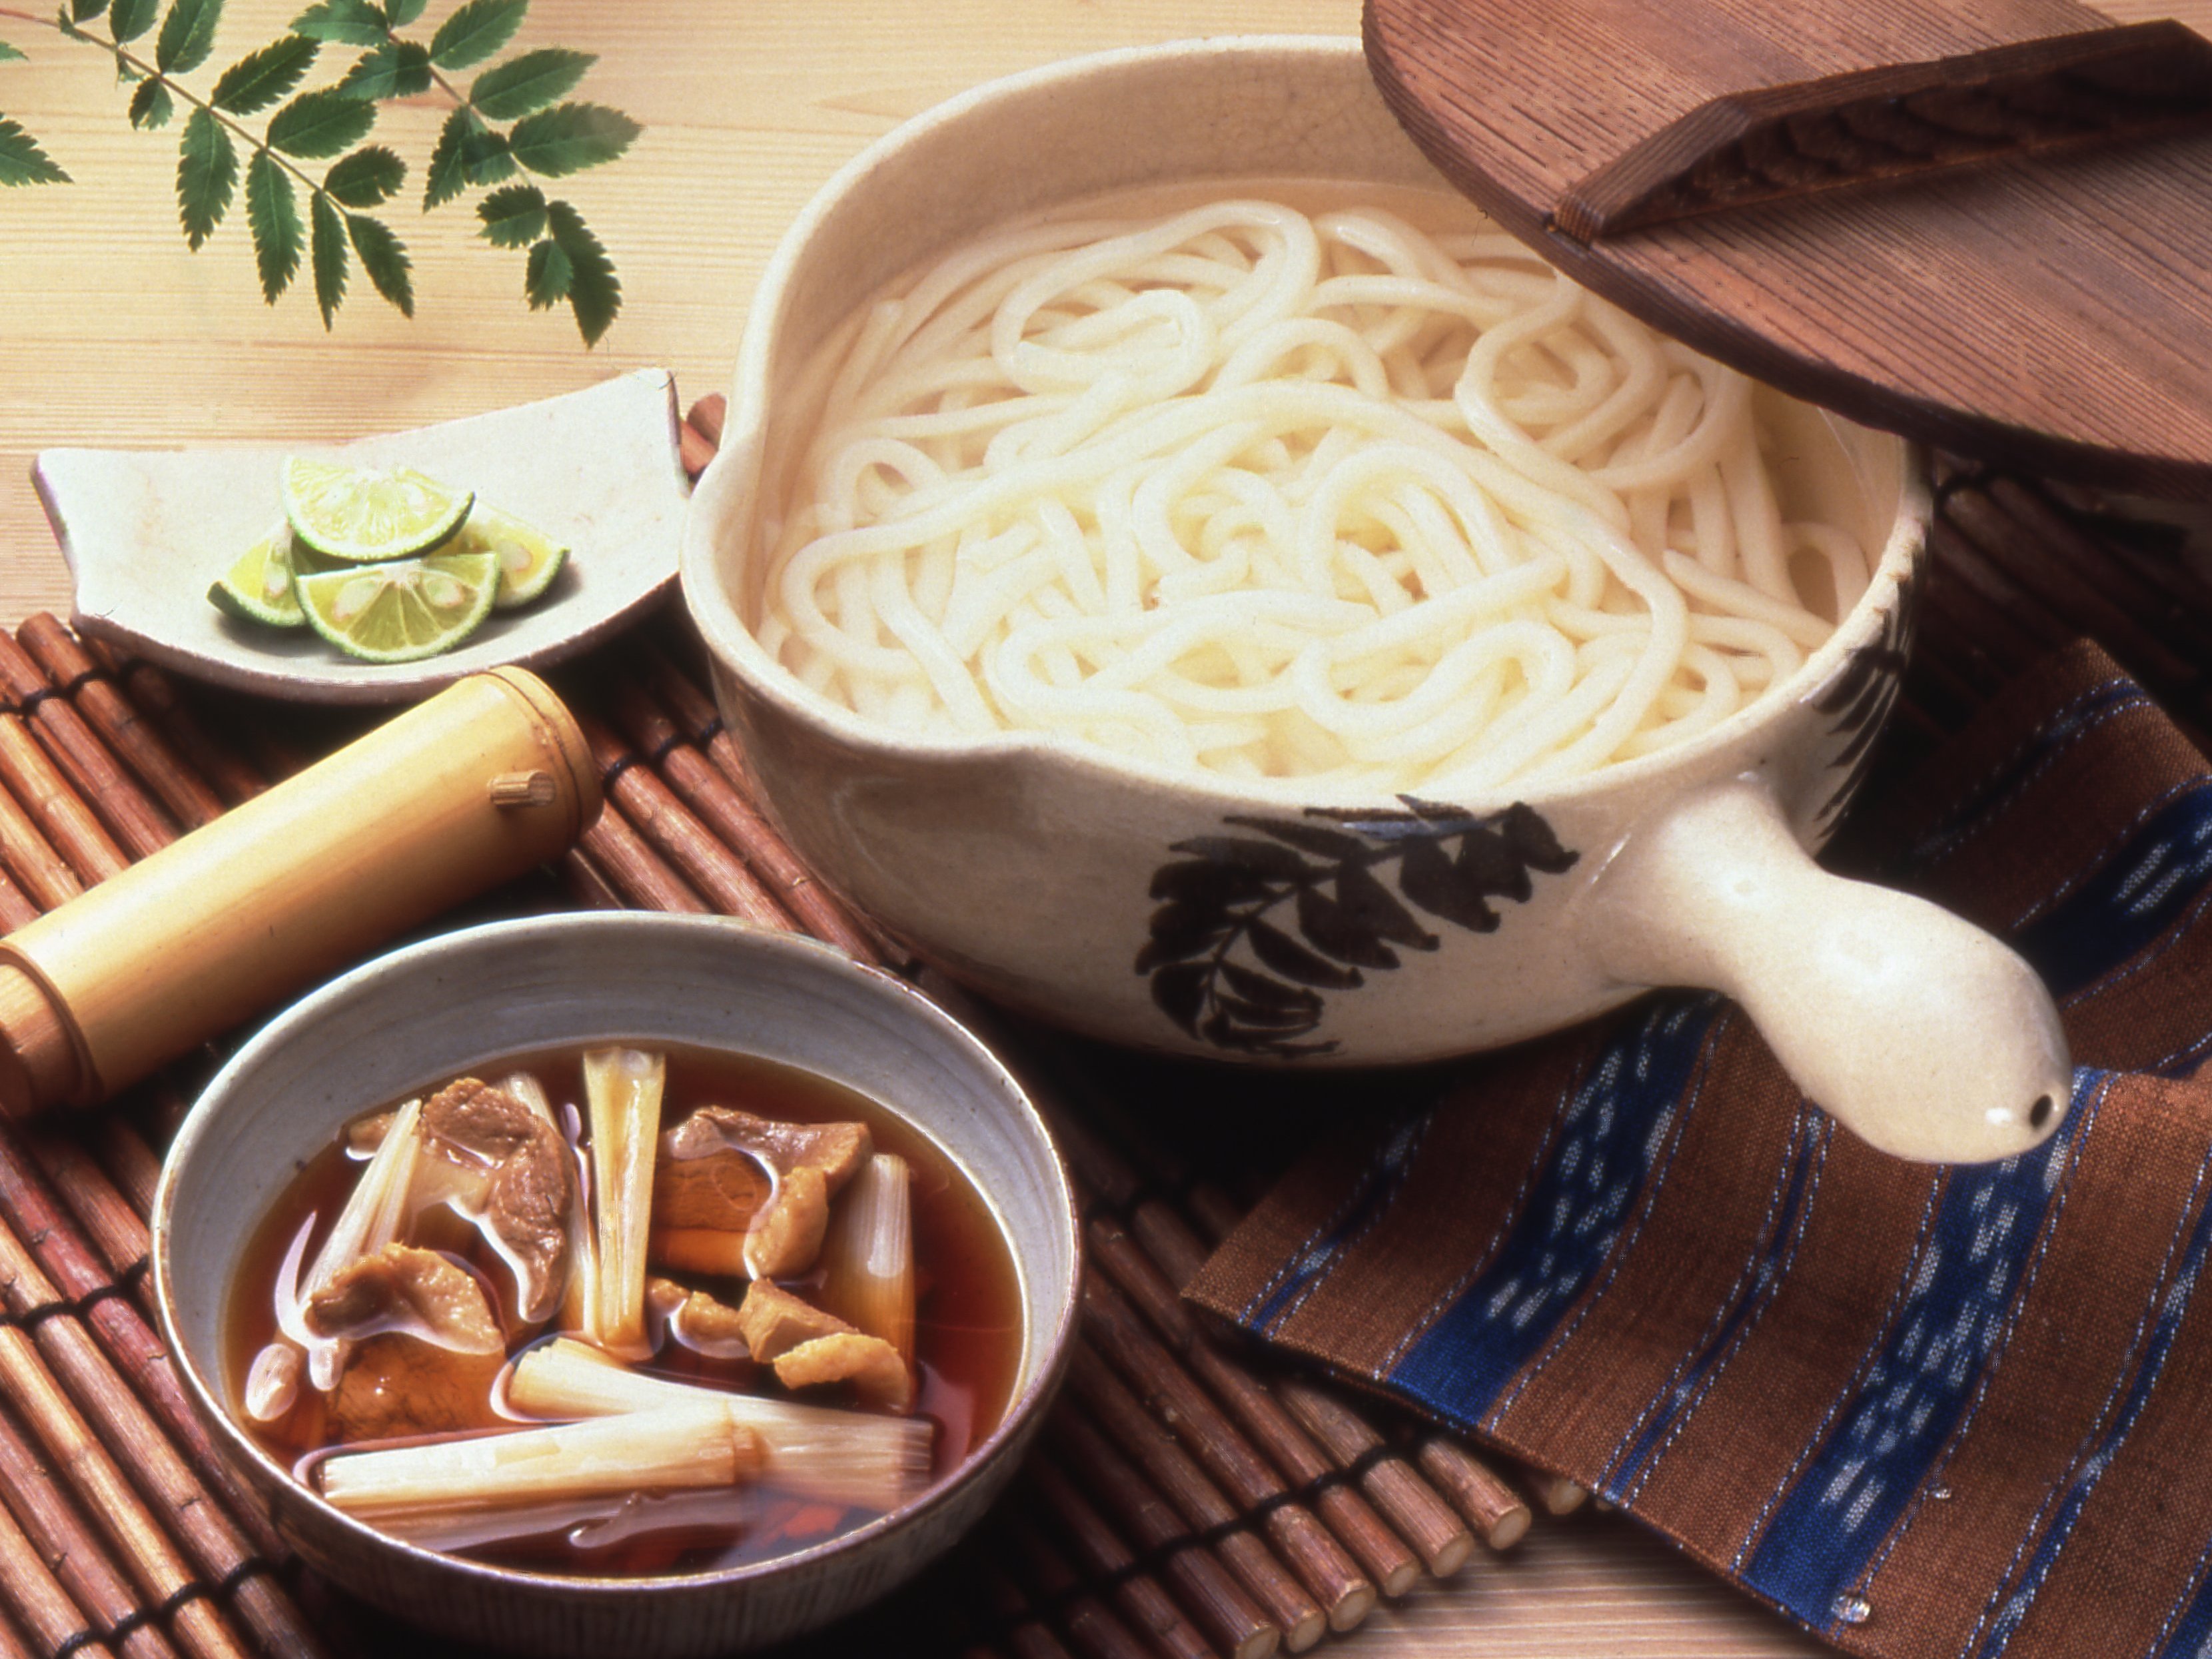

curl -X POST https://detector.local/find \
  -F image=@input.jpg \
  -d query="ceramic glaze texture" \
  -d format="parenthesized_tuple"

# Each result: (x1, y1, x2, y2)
(153, 915, 1079, 1658)
(681, 38, 2070, 1164)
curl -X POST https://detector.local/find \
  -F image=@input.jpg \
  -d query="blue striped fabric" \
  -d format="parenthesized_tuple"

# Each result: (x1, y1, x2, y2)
(1192, 650, 2212, 1659)
(1737, 1075, 2099, 1624)
(1385, 995, 1718, 1424)
(1603, 1105, 1828, 1504)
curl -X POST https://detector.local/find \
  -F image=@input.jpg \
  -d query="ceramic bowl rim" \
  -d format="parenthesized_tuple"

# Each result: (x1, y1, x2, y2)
(680, 32, 1932, 817)
(151, 911, 1081, 1602)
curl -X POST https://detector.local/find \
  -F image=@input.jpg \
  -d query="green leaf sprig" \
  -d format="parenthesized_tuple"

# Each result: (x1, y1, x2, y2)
(0, 0, 637, 342)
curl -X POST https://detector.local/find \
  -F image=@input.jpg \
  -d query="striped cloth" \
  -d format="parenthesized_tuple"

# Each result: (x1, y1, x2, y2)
(1189, 643, 2212, 1658)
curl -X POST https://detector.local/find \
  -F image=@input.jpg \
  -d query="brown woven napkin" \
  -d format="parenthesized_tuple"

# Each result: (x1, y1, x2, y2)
(1189, 642, 2212, 1658)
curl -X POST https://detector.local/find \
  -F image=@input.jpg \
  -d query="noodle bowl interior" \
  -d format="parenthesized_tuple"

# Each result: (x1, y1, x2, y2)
(752, 182, 1887, 796)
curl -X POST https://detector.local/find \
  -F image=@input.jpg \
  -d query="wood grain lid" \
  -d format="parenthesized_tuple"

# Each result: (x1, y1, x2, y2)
(1363, 0, 2212, 497)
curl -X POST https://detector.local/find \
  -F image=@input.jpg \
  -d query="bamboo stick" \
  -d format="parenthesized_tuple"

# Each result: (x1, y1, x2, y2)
(574, 712, 794, 930)
(1079, 1273, 1375, 1630)
(993, 1510, 1157, 1659)
(1043, 1412, 1279, 1659)
(1024, 1464, 1219, 1659)
(0, 1214, 326, 1659)
(1945, 486, 2206, 698)
(1066, 1351, 1327, 1654)
(0, 711, 129, 885)
(16, 617, 225, 831)
(979, 1558, 1083, 1659)
(95, 1114, 164, 1230)
(0, 632, 178, 861)
(0, 1473, 120, 1659)
(0, 1321, 253, 1659)
(77, 642, 266, 807)
(0, 760, 82, 913)
(558, 845, 626, 911)
(603, 676, 881, 961)
(0, 1121, 284, 1554)
(1537, 1476, 1590, 1516)
(636, 639, 756, 796)
(1083, 1217, 1416, 1600)
(0, 1398, 180, 1659)
(1263, 1381, 1483, 1571)
(687, 392, 728, 448)
(1408, 1434, 1534, 1551)
(578, 806, 710, 915)
(965, 1006, 1494, 1595)
(23, 1127, 151, 1296)
(0, 864, 35, 933)
(679, 419, 716, 480)
(1125, 1199, 1495, 1568)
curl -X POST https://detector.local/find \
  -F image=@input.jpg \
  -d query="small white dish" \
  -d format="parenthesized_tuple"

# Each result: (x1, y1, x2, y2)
(37, 369, 691, 706)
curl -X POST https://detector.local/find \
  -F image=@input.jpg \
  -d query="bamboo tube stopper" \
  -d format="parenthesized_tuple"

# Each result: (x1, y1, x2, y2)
(0, 668, 598, 1117)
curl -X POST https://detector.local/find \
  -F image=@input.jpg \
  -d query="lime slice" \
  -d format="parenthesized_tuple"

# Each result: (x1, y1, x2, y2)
(208, 526, 307, 628)
(294, 551, 500, 664)
(434, 504, 569, 611)
(280, 458, 474, 564)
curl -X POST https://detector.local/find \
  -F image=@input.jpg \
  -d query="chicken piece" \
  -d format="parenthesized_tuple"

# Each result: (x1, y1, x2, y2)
(771, 1332, 913, 1412)
(327, 1335, 507, 1442)
(670, 1285, 754, 1361)
(734, 1280, 853, 1361)
(418, 1077, 575, 1323)
(745, 1165, 830, 1280)
(303, 1243, 506, 1354)
(653, 1148, 770, 1231)
(663, 1108, 871, 1195)
(660, 1108, 869, 1279)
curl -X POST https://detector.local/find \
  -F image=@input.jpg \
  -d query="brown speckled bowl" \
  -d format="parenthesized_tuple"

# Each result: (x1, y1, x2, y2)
(153, 913, 1078, 1657)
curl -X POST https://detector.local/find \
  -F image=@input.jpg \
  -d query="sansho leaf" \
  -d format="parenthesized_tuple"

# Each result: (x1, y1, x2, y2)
(422, 104, 510, 206)
(474, 181, 542, 245)
(0, 116, 70, 186)
(522, 234, 568, 308)
(127, 75, 173, 128)
(468, 47, 592, 120)
(0, 39, 23, 61)
(544, 197, 616, 343)
(382, 0, 423, 24)
(106, 0, 155, 43)
(287, 0, 386, 45)
(428, 0, 524, 70)
(346, 211, 411, 314)
(267, 87, 375, 158)
(245, 147, 300, 300)
(210, 35, 317, 113)
(339, 37, 430, 99)
(155, 0, 224, 75)
(323, 143, 402, 206)
(505, 101, 638, 177)
(308, 186, 346, 325)
(174, 104, 235, 246)
(69, 0, 107, 21)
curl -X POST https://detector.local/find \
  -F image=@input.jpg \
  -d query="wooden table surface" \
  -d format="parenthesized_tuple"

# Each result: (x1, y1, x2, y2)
(0, 2, 2197, 1654)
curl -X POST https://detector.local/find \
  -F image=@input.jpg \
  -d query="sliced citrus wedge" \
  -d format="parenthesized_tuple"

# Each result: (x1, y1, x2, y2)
(433, 504, 569, 611)
(280, 458, 474, 564)
(294, 550, 500, 664)
(207, 526, 308, 628)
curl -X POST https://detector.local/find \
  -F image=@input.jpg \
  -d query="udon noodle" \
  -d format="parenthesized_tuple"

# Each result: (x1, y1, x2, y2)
(754, 195, 1873, 793)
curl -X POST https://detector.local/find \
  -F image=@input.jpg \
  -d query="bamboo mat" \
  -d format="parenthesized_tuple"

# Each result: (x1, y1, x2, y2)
(0, 406, 2200, 1659)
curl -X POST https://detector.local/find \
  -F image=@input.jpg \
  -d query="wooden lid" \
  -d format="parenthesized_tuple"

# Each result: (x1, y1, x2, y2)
(1363, 0, 2212, 497)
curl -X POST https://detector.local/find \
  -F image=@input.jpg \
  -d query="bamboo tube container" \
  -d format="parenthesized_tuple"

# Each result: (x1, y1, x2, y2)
(0, 668, 597, 1116)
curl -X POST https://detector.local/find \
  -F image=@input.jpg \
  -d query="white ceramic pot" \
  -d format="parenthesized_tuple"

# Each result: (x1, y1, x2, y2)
(680, 37, 2069, 1163)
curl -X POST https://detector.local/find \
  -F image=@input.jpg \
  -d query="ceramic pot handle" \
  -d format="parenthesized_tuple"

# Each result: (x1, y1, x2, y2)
(1583, 775, 2071, 1163)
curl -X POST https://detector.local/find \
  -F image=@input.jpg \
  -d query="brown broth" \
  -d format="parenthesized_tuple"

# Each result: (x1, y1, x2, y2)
(223, 1043, 1025, 1576)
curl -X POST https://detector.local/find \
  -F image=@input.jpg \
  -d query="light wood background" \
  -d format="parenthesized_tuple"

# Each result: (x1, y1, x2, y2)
(0, 2, 2197, 1653)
